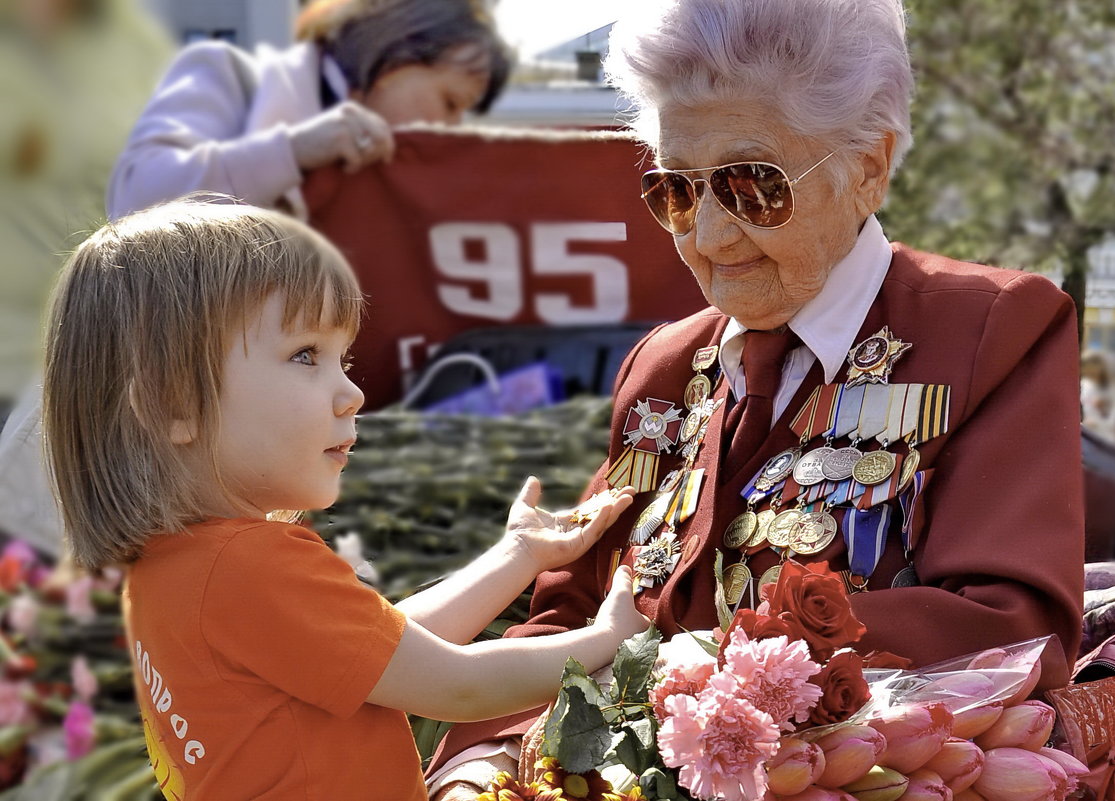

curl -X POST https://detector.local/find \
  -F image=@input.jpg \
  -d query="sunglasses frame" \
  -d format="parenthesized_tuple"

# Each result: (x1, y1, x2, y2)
(640, 151, 838, 234)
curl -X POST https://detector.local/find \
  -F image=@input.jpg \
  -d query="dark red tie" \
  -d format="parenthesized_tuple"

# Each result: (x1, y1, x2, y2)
(721, 327, 799, 476)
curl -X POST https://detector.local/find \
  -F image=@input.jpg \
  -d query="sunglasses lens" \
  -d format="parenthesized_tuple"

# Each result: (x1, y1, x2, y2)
(641, 171, 698, 234)
(710, 162, 794, 228)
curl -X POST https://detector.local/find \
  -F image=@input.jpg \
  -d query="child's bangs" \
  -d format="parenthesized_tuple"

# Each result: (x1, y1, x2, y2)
(268, 234, 364, 337)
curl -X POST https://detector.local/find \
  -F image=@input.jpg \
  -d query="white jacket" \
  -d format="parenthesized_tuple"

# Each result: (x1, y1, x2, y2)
(107, 40, 325, 220)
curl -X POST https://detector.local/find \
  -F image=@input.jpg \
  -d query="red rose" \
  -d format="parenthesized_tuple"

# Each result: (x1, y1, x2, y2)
(807, 650, 870, 727)
(862, 650, 914, 670)
(766, 560, 866, 662)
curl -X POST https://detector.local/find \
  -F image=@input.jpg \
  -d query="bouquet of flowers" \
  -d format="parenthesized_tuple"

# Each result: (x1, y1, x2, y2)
(482, 560, 1089, 801)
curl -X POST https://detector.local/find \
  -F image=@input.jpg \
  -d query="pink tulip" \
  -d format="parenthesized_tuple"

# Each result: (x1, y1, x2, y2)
(965, 649, 1007, 670)
(952, 791, 986, 801)
(900, 768, 953, 801)
(912, 672, 1003, 739)
(1000, 658, 1042, 708)
(63, 700, 95, 760)
(767, 737, 826, 796)
(1036, 747, 1089, 795)
(972, 700, 1054, 752)
(973, 747, 1071, 801)
(924, 739, 984, 793)
(814, 724, 887, 788)
(949, 700, 1003, 740)
(868, 703, 953, 774)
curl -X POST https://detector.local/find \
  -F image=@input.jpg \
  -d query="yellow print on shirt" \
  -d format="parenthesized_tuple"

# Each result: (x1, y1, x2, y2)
(143, 713, 185, 801)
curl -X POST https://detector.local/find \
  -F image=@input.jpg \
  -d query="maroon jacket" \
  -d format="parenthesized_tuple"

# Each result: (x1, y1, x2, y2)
(430, 244, 1085, 773)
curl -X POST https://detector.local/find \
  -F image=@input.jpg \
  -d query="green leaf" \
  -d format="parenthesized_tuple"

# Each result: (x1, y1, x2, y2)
(611, 718, 657, 775)
(541, 688, 570, 759)
(611, 626, 662, 706)
(560, 657, 606, 708)
(640, 766, 678, 800)
(712, 550, 732, 632)
(676, 628, 720, 659)
(554, 685, 611, 774)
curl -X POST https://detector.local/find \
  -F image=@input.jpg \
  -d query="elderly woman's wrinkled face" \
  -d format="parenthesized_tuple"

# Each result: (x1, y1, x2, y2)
(657, 99, 870, 330)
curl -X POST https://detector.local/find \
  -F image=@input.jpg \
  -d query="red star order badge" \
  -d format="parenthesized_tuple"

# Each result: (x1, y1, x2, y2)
(846, 326, 912, 387)
(622, 398, 683, 454)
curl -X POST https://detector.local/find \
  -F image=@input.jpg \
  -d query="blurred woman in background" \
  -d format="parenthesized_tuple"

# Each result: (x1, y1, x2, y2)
(106, 0, 511, 220)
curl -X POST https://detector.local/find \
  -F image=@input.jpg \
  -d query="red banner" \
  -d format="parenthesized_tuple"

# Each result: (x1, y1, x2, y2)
(304, 127, 707, 410)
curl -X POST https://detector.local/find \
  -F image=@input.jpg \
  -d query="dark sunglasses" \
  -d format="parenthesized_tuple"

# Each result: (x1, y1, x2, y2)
(639, 151, 837, 234)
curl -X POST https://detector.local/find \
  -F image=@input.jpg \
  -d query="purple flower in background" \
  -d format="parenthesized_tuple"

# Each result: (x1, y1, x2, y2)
(62, 701, 95, 761)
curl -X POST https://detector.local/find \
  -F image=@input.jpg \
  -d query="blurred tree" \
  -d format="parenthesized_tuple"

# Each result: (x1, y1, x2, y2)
(883, 0, 1115, 339)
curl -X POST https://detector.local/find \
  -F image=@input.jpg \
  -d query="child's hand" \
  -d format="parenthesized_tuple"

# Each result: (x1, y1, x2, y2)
(593, 566, 651, 640)
(503, 477, 635, 573)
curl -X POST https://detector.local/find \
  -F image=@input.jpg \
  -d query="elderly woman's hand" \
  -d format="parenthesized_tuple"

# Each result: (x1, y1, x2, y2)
(289, 100, 395, 174)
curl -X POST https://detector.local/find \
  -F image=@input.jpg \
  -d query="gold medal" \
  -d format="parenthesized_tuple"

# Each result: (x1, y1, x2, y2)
(789, 511, 838, 554)
(897, 446, 920, 493)
(766, 509, 802, 548)
(749, 508, 777, 547)
(851, 450, 896, 485)
(691, 345, 719, 371)
(568, 488, 620, 526)
(722, 561, 752, 606)
(679, 409, 703, 443)
(724, 512, 758, 549)
(846, 326, 912, 387)
(758, 564, 782, 588)
(684, 374, 711, 410)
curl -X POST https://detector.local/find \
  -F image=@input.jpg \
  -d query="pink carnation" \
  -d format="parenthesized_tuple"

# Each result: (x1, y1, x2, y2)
(63, 701, 95, 760)
(0, 679, 34, 726)
(658, 690, 780, 801)
(650, 661, 716, 721)
(715, 631, 823, 730)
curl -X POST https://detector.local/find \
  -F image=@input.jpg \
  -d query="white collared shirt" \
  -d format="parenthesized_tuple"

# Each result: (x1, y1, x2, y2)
(719, 215, 893, 421)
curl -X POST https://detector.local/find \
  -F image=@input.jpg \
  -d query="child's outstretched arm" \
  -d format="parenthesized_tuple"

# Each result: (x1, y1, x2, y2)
(395, 477, 634, 645)
(368, 565, 649, 722)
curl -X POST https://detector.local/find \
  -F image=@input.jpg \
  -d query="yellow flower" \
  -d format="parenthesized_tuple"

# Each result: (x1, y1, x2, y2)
(605, 788, 646, 801)
(478, 772, 564, 801)
(538, 757, 615, 801)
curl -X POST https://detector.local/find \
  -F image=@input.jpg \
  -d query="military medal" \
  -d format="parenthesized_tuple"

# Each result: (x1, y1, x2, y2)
(754, 448, 799, 491)
(790, 509, 838, 547)
(724, 511, 758, 549)
(607, 398, 684, 492)
(852, 449, 896, 485)
(633, 531, 682, 590)
(692, 345, 719, 371)
(679, 409, 703, 443)
(765, 508, 802, 548)
(896, 446, 920, 493)
(758, 563, 783, 588)
(793, 447, 833, 486)
(846, 326, 912, 387)
(750, 508, 777, 547)
(568, 488, 621, 527)
(722, 561, 752, 606)
(821, 446, 862, 481)
(891, 565, 920, 587)
(684, 374, 712, 410)
(630, 493, 672, 544)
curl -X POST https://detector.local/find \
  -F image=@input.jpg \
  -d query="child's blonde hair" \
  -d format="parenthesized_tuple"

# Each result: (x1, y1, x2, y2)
(43, 198, 364, 570)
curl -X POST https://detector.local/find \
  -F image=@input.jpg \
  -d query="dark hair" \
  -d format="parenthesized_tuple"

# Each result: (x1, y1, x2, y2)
(299, 0, 512, 113)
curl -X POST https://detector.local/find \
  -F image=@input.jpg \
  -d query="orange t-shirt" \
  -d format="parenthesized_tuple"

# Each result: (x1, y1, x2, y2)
(123, 518, 426, 800)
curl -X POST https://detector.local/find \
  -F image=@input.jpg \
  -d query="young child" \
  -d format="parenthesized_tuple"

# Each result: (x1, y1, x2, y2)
(41, 199, 647, 800)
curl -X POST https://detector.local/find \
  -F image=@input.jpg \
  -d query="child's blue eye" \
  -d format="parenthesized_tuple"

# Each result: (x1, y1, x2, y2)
(292, 347, 317, 366)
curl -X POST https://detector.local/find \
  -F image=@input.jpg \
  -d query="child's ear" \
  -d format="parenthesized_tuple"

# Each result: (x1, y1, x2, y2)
(127, 381, 197, 445)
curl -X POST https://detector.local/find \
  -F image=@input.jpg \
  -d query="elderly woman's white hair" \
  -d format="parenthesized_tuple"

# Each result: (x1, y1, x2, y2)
(605, 0, 914, 182)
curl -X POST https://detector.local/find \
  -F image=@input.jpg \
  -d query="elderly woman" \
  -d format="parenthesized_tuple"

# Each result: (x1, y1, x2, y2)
(429, 0, 1084, 795)
(106, 0, 510, 220)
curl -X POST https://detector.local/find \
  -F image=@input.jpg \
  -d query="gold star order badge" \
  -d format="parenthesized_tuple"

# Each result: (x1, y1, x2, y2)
(846, 326, 911, 387)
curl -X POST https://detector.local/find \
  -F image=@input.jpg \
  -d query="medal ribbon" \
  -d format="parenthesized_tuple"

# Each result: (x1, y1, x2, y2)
(825, 479, 854, 506)
(878, 384, 909, 446)
(810, 384, 841, 441)
(670, 468, 705, 525)
(854, 384, 893, 441)
(790, 386, 821, 440)
(897, 470, 929, 552)
(606, 445, 660, 493)
(856, 452, 904, 509)
(912, 384, 951, 446)
(844, 504, 894, 579)
(833, 383, 866, 440)
(900, 384, 924, 442)
(801, 481, 831, 505)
